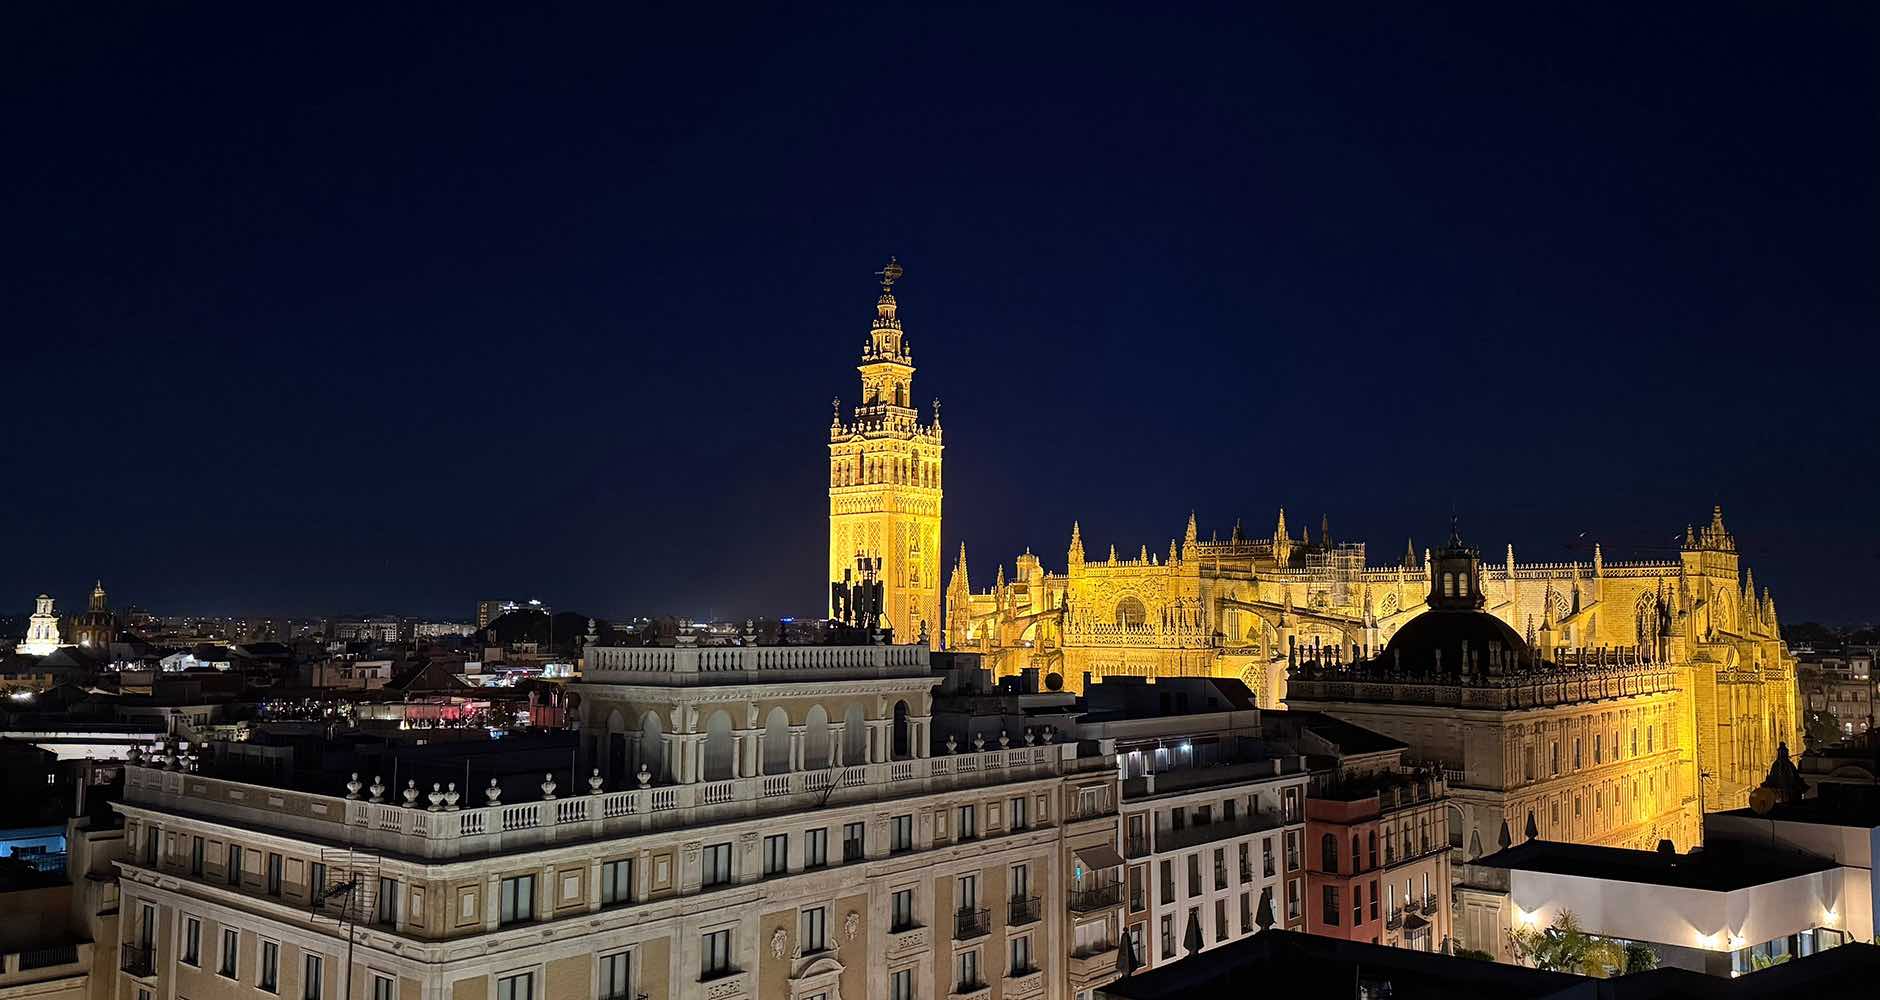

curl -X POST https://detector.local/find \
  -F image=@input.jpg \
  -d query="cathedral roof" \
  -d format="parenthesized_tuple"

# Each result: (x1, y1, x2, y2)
(1380, 608, 1529, 674)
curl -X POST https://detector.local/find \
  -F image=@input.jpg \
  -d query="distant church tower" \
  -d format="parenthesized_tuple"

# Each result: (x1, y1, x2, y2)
(828, 258, 942, 647)
(19, 594, 64, 656)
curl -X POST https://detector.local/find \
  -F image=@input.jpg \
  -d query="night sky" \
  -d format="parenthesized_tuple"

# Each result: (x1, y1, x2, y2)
(6, 4, 1877, 624)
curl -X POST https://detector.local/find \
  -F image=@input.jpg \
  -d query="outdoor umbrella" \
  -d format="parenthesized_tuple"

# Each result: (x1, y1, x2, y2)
(1183, 908, 1205, 955)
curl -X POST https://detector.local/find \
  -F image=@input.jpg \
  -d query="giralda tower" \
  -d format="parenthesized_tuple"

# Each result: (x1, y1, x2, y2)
(827, 259, 942, 647)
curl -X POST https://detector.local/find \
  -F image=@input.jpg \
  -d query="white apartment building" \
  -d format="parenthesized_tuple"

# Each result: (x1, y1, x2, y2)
(1076, 680, 1309, 975)
(111, 642, 1126, 1000)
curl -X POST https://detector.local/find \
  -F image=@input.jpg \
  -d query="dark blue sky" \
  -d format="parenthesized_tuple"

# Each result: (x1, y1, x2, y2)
(5, 4, 1876, 624)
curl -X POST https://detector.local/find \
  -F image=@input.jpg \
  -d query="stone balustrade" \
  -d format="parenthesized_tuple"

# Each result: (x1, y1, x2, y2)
(122, 743, 1078, 861)
(582, 642, 931, 686)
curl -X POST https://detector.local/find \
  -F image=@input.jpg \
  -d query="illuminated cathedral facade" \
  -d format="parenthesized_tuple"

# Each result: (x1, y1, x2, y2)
(820, 261, 1798, 866)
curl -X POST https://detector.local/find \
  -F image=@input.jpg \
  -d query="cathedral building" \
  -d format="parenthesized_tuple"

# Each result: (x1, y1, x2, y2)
(72, 579, 116, 648)
(944, 508, 1797, 814)
(827, 259, 942, 648)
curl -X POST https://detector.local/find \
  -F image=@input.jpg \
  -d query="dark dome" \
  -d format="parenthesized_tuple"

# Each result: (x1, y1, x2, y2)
(1382, 609, 1529, 671)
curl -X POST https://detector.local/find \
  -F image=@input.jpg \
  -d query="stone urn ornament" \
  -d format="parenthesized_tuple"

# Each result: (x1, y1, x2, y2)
(402, 780, 421, 807)
(588, 768, 604, 795)
(427, 782, 445, 811)
(540, 773, 558, 800)
(345, 773, 363, 799)
(368, 776, 386, 803)
(484, 778, 503, 805)
(637, 763, 652, 788)
(444, 782, 461, 811)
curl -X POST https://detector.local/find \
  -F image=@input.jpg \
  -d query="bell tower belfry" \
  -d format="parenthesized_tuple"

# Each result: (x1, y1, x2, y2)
(828, 259, 943, 646)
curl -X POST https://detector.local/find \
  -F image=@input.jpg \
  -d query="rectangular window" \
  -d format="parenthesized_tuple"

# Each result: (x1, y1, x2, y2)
(1287, 879, 1301, 921)
(1010, 933, 1033, 974)
(1322, 886, 1339, 926)
(145, 826, 158, 865)
(496, 972, 533, 1000)
(1223, 798, 1237, 821)
(802, 906, 829, 954)
(309, 862, 327, 903)
(499, 875, 536, 925)
(892, 888, 916, 931)
(844, 822, 866, 861)
(701, 929, 732, 979)
(1186, 853, 1201, 896)
(182, 915, 201, 966)
(1160, 914, 1175, 958)
(1214, 848, 1227, 890)
(373, 975, 395, 1000)
(190, 836, 204, 876)
(1160, 859, 1175, 904)
(1010, 796, 1028, 830)
(1128, 865, 1145, 912)
(303, 954, 323, 1000)
(1595, 734, 1603, 763)
(1574, 737, 1582, 768)
(219, 928, 238, 977)
(227, 844, 244, 886)
(1011, 862, 1031, 902)
(266, 852, 283, 896)
(702, 843, 733, 887)
(599, 952, 631, 1000)
(1263, 837, 1275, 878)
(890, 815, 913, 853)
(1215, 897, 1228, 941)
(378, 877, 399, 925)
(1285, 831, 1301, 872)
(805, 827, 828, 868)
(764, 834, 789, 877)
(1240, 891, 1253, 933)
(260, 940, 279, 993)
(957, 873, 979, 911)
(890, 968, 913, 1000)
(958, 805, 977, 840)
(601, 859, 632, 905)
(1368, 880, 1379, 920)
(956, 949, 980, 991)
(1352, 885, 1363, 926)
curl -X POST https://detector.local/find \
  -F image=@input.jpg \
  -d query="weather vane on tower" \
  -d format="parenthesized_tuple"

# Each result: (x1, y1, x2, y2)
(876, 256, 903, 291)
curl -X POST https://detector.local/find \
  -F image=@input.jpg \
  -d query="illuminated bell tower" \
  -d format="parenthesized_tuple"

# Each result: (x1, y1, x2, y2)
(828, 258, 942, 646)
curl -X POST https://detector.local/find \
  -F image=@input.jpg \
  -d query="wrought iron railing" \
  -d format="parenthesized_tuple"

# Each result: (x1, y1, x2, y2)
(954, 907, 991, 940)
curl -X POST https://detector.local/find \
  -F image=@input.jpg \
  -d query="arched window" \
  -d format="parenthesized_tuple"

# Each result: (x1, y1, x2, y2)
(701, 710, 735, 780)
(843, 704, 867, 763)
(1367, 831, 1378, 868)
(1441, 573, 1455, 597)
(892, 700, 911, 759)
(1321, 834, 1338, 874)
(1457, 573, 1470, 597)
(1115, 597, 1147, 628)
(804, 705, 831, 770)
(763, 708, 791, 774)
(1446, 806, 1465, 849)
(638, 710, 666, 784)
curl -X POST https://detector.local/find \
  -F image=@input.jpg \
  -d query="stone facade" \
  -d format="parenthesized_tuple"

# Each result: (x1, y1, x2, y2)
(111, 644, 1125, 1000)
(828, 260, 942, 648)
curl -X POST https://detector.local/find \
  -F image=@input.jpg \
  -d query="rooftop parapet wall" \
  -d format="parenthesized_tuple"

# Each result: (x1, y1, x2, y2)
(118, 742, 1085, 862)
(582, 642, 932, 686)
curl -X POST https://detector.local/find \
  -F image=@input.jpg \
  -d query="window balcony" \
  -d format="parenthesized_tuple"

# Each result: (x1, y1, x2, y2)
(1004, 968, 1045, 997)
(1068, 883, 1124, 912)
(954, 907, 991, 941)
(1008, 896, 1041, 926)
